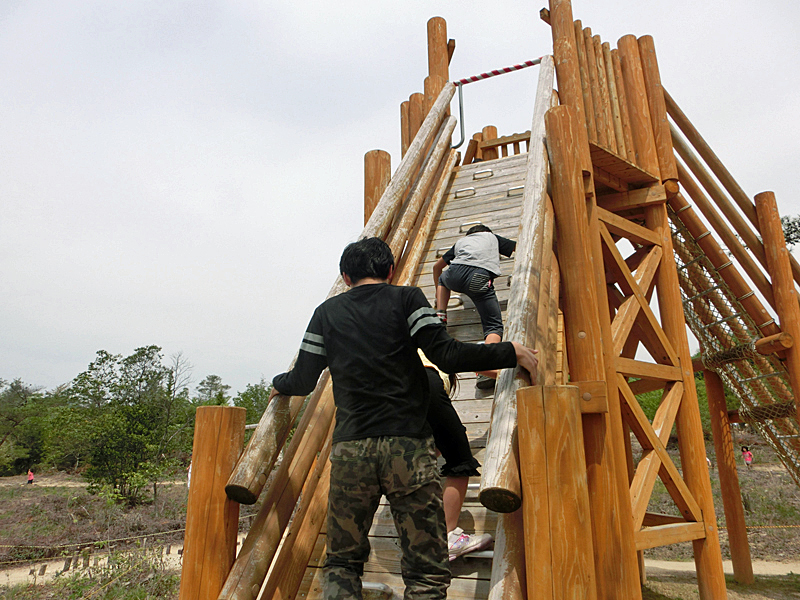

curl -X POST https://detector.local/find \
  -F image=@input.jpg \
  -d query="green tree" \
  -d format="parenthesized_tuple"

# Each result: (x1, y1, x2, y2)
(195, 374, 230, 405)
(0, 379, 45, 475)
(233, 378, 272, 423)
(62, 347, 195, 504)
(781, 214, 800, 247)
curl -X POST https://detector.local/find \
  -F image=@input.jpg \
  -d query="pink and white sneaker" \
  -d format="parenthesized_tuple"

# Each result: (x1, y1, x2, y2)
(447, 527, 493, 561)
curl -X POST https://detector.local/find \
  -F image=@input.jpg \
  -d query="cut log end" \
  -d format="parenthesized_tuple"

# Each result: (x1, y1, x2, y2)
(479, 487, 522, 513)
(225, 484, 258, 505)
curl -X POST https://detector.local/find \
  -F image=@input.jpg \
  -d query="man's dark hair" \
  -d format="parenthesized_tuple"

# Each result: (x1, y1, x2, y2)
(466, 224, 492, 235)
(339, 237, 395, 284)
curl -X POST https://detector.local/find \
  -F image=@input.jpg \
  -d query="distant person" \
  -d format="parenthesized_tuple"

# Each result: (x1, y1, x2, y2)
(27, 469, 34, 485)
(742, 446, 753, 469)
(432, 224, 516, 389)
(419, 351, 492, 560)
(271, 237, 538, 600)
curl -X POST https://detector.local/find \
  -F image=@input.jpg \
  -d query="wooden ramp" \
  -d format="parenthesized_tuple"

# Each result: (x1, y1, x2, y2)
(297, 152, 533, 600)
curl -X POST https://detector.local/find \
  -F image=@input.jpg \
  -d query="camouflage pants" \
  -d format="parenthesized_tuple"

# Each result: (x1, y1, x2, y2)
(324, 435, 450, 600)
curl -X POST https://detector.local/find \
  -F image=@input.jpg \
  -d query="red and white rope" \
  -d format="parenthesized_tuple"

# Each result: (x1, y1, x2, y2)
(453, 57, 544, 86)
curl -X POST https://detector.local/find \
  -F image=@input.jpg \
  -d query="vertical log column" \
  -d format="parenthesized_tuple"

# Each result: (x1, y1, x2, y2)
(180, 406, 246, 600)
(617, 35, 660, 179)
(482, 125, 499, 160)
(548, 2, 640, 598)
(637, 36, 678, 186)
(426, 16, 449, 117)
(704, 368, 754, 584)
(755, 190, 800, 426)
(547, 104, 638, 600)
(364, 150, 391, 225)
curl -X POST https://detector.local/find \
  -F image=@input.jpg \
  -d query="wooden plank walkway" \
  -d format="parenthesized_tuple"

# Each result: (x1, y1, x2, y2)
(296, 152, 529, 599)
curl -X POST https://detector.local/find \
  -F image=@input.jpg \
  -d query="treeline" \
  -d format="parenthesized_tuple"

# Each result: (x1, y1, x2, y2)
(0, 345, 271, 503)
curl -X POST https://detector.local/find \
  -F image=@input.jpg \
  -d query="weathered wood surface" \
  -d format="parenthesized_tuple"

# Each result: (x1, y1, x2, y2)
(364, 149, 391, 226)
(479, 56, 555, 519)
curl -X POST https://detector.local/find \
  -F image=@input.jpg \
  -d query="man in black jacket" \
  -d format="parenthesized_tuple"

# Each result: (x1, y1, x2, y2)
(271, 237, 537, 600)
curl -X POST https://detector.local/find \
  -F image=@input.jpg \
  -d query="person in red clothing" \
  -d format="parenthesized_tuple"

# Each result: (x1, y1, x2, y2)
(741, 446, 753, 469)
(27, 469, 34, 485)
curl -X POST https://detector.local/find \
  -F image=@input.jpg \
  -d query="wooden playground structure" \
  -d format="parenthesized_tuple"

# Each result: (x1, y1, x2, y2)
(178, 2, 800, 598)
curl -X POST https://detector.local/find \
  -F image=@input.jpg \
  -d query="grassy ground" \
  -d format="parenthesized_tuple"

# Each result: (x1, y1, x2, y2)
(1, 438, 798, 600)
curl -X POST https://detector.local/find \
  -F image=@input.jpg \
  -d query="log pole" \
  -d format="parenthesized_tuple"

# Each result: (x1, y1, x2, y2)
(400, 101, 410, 157)
(755, 191, 800, 426)
(704, 368, 754, 584)
(603, 42, 626, 159)
(180, 406, 246, 600)
(637, 36, 678, 183)
(408, 92, 425, 143)
(482, 125, 499, 160)
(427, 17, 449, 82)
(573, 20, 597, 143)
(582, 27, 606, 149)
(593, 34, 616, 153)
(617, 35, 660, 178)
(547, 104, 639, 600)
(364, 150, 391, 225)
(611, 49, 636, 163)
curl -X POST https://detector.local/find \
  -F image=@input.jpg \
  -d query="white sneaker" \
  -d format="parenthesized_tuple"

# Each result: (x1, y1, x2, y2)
(447, 527, 493, 561)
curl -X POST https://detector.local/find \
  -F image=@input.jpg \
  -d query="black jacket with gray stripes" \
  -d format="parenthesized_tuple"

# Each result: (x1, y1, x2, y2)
(272, 282, 516, 443)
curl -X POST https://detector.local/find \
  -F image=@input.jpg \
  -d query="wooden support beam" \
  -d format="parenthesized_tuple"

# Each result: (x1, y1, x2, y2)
(518, 386, 597, 600)
(704, 368, 754, 584)
(547, 102, 640, 600)
(593, 34, 616, 153)
(755, 190, 800, 426)
(667, 190, 780, 338)
(480, 55, 555, 516)
(400, 101, 410, 157)
(364, 150, 391, 225)
(611, 48, 636, 164)
(637, 36, 678, 183)
(427, 17, 449, 82)
(573, 20, 597, 143)
(635, 523, 707, 551)
(408, 92, 425, 144)
(598, 184, 666, 212)
(583, 27, 606, 148)
(180, 406, 246, 600)
(617, 35, 660, 178)
(674, 159, 776, 311)
(665, 87, 800, 283)
(603, 41, 627, 160)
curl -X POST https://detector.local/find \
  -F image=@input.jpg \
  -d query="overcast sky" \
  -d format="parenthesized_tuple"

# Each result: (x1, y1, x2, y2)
(2, 0, 798, 397)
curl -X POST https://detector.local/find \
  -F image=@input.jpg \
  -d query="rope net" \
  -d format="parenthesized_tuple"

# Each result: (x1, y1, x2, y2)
(669, 210, 800, 488)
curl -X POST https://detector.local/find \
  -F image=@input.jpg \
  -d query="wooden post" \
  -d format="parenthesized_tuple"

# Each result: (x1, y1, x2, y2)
(617, 35, 660, 178)
(427, 17, 449, 82)
(611, 49, 636, 163)
(408, 92, 425, 143)
(643, 201, 727, 599)
(603, 42, 626, 159)
(364, 150, 391, 225)
(637, 36, 678, 184)
(573, 20, 597, 143)
(180, 406, 246, 600)
(518, 385, 596, 600)
(424, 75, 447, 116)
(593, 34, 616, 153)
(400, 101, 411, 157)
(547, 104, 640, 600)
(548, 1, 588, 146)
(482, 125, 499, 160)
(755, 191, 800, 426)
(704, 368, 754, 584)
(582, 27, 606, 148)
